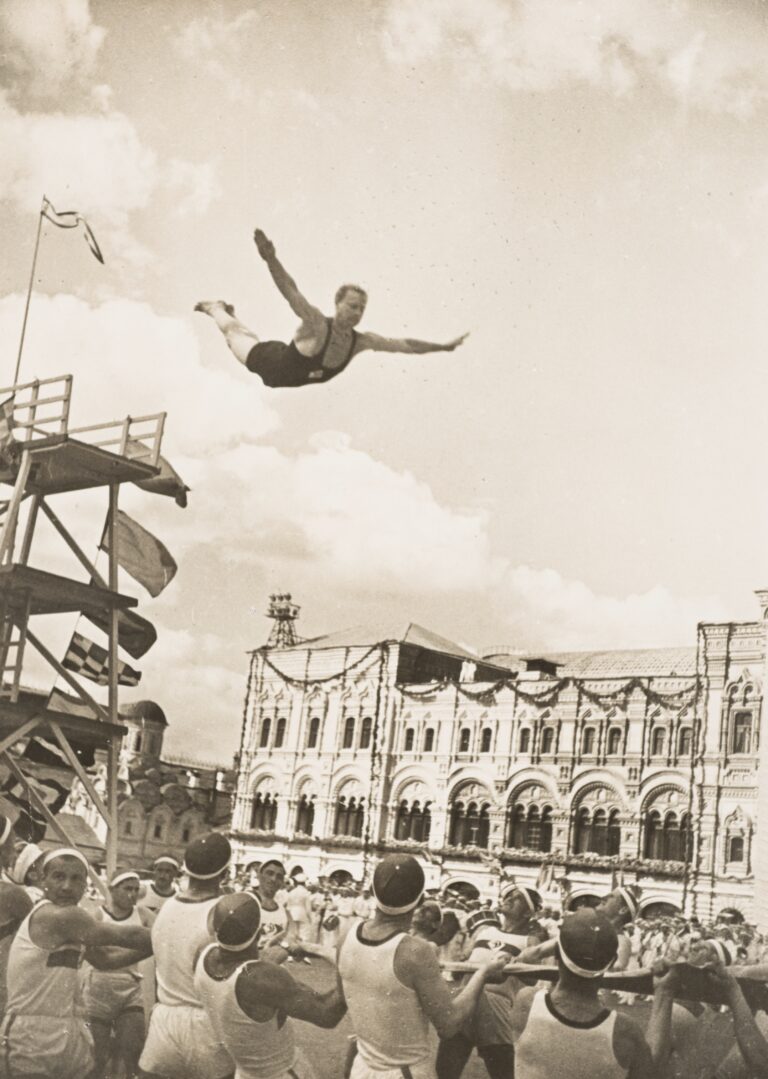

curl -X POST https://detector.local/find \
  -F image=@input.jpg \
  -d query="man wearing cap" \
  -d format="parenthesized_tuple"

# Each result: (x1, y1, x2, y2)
(138, 855, 181, 914)
(509, 907, 678, 1079)
(195, 892, 347, 1079)
(437, 885, 544, 1079)
(338, 854, 507, 1079)
(84, 868, 155, 1079)
(2, 847, 152, 1079)
(139, 832, 235, 1079)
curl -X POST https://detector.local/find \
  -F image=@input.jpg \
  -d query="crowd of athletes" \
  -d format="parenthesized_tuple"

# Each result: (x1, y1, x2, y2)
(2, 817, 768, 1078)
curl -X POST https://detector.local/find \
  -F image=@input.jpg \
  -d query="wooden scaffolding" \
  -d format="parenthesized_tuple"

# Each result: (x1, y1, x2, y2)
(0, 373, 167, 892)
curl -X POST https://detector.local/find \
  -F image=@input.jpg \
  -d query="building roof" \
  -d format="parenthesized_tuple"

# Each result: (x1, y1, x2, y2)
(121, 700, 168, 727)
(271, 621, 482, 661)
(483, 646, 697, 678)
(43, 812, 105, 859)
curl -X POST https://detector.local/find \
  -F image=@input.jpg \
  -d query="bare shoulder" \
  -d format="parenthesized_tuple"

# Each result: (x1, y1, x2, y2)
(394, 933, 439, 986)
(30, 902, 90, 947)
(613, 1012, 653, 1074)
(509, 986, 538, 1040)
(0, 882, 33, 922)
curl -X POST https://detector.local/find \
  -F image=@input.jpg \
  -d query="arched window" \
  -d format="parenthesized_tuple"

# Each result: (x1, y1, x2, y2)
(480, 728, 492, 753)
(582, 728, 595, 755)
(259, 718, 271, 748)
(572, 801, 620, 856)
(296, 794, 315, 835)
(359, 717, 372, 750)
(505, 802, 552, 852)
(651, 727, 666, 756)
(728, 836, 745, 863)
(519, 728, 530, 754)
(732, 711, 753, 755)
(607, 809, 621, 856)
(424, 728, 435, 752)
(607, 728, 622, 756)
(134, 731, 143, 752)
(307, 716, 320, 749)
(574, 806, 592, 853)
(541, 728, 554, 755)
(274, 717, 286, 748)
(396, 799, 432, 843)
(334, 784, 365, 837)
(404, 728, 415, 752)
(677, 727, 692, 757)
(251, 792, 278, 831)
(342, 716, 355, 750)
(643, 806, 690, 862)
(449, 796, 490, 848)
(459, 728, 471, 753)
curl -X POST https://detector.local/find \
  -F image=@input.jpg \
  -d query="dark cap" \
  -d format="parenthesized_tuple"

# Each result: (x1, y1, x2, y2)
(558, 909, 618, 978)
(372, 854, 424, 915)
(183, 832, 231, 880)
(213, 892, 262, 951)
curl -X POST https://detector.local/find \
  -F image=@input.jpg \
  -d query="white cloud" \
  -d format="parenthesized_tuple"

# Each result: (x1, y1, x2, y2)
(0, 292, 280, 457)
(165, 159, 222, 217)
(382, 0, 768, 116)
(175, 11, 261, 102)
(0, 0, 105, 102)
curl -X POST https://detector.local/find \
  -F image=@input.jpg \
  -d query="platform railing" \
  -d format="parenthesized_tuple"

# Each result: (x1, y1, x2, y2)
(0, 375, 73, 440)
(68, 411, 166, 467)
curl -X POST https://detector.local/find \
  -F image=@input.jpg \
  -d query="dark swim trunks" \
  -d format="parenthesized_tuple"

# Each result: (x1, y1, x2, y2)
(245, 320, 357, 388)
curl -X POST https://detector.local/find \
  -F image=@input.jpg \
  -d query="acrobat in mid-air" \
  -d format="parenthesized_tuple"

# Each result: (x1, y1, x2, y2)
(195, 229, 469, 388)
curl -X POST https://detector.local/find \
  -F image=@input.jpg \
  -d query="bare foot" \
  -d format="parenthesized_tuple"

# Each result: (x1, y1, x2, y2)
(194, 300, 236, 316)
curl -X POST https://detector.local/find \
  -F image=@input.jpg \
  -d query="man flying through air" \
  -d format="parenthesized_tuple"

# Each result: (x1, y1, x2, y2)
(195, 229, 468, 388)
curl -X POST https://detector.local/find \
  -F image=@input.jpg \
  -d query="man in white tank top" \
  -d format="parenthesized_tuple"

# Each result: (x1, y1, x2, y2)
(0, 818, 36, 1018)
(84, 869, 155, 1079)
(2, 846, 152, 1079)
(338, 854, 507, 1079)
(509, 908, 678, 1079)
(195, 892, 347, 1079)
(138, 855, 180, 915)
(139, 832, 235, 1079)
(437, 885, 544, 1079)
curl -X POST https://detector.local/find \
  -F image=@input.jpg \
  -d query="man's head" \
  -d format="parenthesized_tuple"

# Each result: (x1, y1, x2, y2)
(152, 856, 180, 894)
(183, 832, 231, 887)
(109, 870, 141, 915)
(257, 859, 286, 900)
(373, 854, 424, 917)
(557, 908, 618, 982)
(9, 842, 43, 887)
(500, 886, 542, 926)
(597, 886, 641, 929)
(41, 848, 89, 907)
(213, 892, 262, 953)
(412, 900, 442, 939)
(334, 285, 367, 327)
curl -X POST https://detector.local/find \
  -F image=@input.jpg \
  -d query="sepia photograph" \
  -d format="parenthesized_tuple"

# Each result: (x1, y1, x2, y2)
(2, 1, 768, 1076)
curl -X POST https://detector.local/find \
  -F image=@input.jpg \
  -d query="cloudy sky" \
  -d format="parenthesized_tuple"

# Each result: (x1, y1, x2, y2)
(2, 0, 768, 761)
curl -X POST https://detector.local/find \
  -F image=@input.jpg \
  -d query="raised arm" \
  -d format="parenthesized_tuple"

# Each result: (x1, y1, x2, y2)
(397, 935, 506, 1038)
(254, 229, 323, 322)
(357, 331, 469, 356)
(237, 961, 347, 1029)
(33, 904, 152, 969)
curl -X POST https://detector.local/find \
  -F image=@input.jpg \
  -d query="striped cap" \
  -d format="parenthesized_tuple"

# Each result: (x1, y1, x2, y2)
(373, 854, 425, 915)
(183, 832, 231, 880)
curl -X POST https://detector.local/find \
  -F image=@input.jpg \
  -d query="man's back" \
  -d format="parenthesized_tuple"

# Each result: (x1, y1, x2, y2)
(152, 894, 219, 1007)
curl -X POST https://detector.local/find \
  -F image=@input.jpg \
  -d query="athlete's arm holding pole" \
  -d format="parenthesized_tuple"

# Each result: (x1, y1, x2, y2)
(34, 904, 152, 969)
(237, 961, 347, 1029)
(642, 962, 679, 1069)
(709, 961, 768, 1077)
(399, 936, 507, 1038)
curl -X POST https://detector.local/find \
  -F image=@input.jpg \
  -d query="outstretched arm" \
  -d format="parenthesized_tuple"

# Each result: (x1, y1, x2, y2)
(709, 962, 768, 1077)
(357, 331, 469, 356)
(254, 229, 323, 323)
(237, 962, 347, 1029)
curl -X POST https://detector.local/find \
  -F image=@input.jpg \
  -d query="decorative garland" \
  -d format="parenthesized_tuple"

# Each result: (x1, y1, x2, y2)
(259, 644, 381, 688)
(397, 674, 698, 710)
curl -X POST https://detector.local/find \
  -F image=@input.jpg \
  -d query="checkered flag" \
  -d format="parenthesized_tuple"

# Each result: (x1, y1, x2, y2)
(62, 631, 141, 687)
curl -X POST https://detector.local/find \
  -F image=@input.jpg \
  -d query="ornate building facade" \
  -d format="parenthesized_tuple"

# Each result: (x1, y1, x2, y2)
(68, 700, 235, 869)
(231, 605, 766, 921)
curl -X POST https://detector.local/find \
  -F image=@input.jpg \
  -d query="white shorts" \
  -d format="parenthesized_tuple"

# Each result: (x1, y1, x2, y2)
(235, 1047, 316, 1079)
(139, 1003, 234, 1079)
(0, 1013, 94, 1079)
(350, 1054, 436, 1079)
(84, 969, 144, 1023)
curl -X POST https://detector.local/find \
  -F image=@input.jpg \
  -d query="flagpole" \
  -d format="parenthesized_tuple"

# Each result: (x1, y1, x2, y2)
(13, 198, 45, 387)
